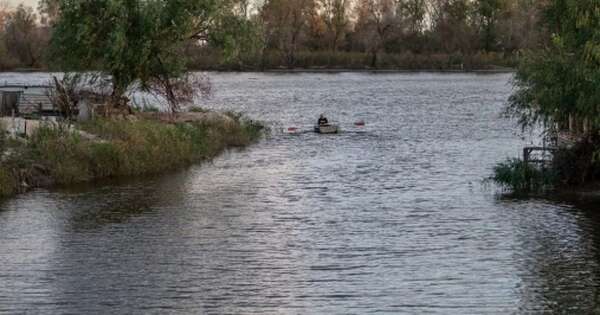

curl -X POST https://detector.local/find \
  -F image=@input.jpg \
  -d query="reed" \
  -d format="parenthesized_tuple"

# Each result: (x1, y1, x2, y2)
(491, 158, 557, 193)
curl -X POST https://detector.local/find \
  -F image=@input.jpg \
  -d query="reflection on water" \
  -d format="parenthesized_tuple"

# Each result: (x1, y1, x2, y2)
(0, 72, 599, 313)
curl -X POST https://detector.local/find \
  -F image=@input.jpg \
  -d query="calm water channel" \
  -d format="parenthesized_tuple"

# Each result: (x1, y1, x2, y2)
(1, 72, 599, 314)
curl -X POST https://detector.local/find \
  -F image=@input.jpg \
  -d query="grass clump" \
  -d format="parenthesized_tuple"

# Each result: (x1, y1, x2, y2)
(492, 158, 557, 193)
(0, 166, 17, 197)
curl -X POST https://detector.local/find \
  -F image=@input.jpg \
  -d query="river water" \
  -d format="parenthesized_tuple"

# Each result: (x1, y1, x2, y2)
(1, 72, 599, 314)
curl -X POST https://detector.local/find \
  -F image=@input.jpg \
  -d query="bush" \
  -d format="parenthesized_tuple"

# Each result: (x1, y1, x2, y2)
(0, 166, 17, 197)
(492, 158, 557, 193)
(552, 137, 600, 187)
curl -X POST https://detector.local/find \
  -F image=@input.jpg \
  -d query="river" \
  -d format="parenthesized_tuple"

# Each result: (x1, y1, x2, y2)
(1, 72, 599, 314)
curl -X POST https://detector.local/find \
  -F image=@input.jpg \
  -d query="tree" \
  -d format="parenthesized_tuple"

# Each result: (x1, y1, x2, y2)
(4, 4, 42, 67)
(430, 0, 476, 53)
(392, 0, 427, 52)
(354, 0, 399, 67)
(0, 1, 15, 69)
(397, 0, 426, 35)
(208, 0, 266, 69)
(51, 0, 218, 112)
(508, 0, 600, 134)
(495, 0, 540, 52)
(318, 0, 350, 51)
(473, 0, 504, 51)
(261, 0, 315, 67)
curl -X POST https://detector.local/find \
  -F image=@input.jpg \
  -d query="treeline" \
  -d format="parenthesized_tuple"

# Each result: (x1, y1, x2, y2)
(194, 0, 545, 70)
(0, 3, 49, 70)
(0, 0, 546, 71)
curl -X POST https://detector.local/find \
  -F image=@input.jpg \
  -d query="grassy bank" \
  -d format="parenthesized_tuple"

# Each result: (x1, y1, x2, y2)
(0, 113, 263, 198)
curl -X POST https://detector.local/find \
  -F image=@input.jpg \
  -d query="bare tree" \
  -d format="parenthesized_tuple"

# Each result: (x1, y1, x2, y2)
(262, 0, 316, 67)
(48, 74, 83, 120)
(4, 4, 43, 68)
(396, 0, 426, 35)
(148, 73, 212, 114)
(354, 0, 400, 67)
(318, 0, 350, 51)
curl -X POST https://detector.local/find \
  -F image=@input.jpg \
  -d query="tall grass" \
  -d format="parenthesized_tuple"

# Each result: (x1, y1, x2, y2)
(492, 158, 557, 193)
(0, 117, 263, 195)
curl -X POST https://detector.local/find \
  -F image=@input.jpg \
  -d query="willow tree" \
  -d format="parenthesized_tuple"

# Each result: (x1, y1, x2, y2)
(50, 0, 217, 112)
(508, 0, 600, 135)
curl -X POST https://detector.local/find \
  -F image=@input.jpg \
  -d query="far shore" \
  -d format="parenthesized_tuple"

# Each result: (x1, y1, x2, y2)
(0, 67, 516, 75)
(261, 68, 516, 74)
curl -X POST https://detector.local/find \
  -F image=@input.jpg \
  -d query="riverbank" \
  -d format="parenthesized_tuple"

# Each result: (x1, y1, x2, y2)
(0, 112, 263, 198)
(188, 51, 518, 72)
(0, 68, 516, 75)
(0, 52, 517, 74)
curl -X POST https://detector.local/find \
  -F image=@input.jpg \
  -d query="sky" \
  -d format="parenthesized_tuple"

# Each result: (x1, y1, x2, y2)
(8, 0, 37, 8)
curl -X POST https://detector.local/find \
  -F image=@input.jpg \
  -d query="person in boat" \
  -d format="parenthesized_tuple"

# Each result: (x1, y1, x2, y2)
(318, 114, 329, 126)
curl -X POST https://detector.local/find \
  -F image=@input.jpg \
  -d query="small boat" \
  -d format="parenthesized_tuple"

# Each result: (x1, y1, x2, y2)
(314, 124, 339, 134)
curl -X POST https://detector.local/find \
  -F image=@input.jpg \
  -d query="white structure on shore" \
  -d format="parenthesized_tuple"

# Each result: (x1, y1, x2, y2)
(0, 84, 59, 138)
(0, 84, 56, 117)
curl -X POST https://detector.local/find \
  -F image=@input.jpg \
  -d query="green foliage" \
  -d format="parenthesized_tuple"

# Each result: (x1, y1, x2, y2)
(0, 128, 15, 197)
(209, 4, 265, 69)
(0, 166, 17, 197)
(0, 116, 261, 197)
(28, 127, 92, 183)
(189, 49, 516, 70)
(50, 0, 218, 97)
(492, 158, 557, 193)
(508, 0, 600, 131)
(552, 137, 600, 186)
(473, 0, 504, 51)
(0, 0, 542, 71)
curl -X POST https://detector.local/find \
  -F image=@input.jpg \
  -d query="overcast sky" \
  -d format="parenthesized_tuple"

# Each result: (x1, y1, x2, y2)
(8, 0, 37, 8)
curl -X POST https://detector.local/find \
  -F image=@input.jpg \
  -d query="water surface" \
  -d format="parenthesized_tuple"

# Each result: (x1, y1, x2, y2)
(1, 72, 599, 314)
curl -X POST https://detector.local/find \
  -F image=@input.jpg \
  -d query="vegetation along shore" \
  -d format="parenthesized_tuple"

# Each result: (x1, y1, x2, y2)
(491, 0, 600, 196)
(0, 0, 272, 198)
(0, 0, 540, 71)
(0, 112, 263, 198)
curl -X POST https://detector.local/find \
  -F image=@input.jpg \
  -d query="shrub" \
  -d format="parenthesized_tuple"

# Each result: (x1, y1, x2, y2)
(492, 158, 557, 193)
(0, 166, 17, 197)
(552, 137, 600, 187)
